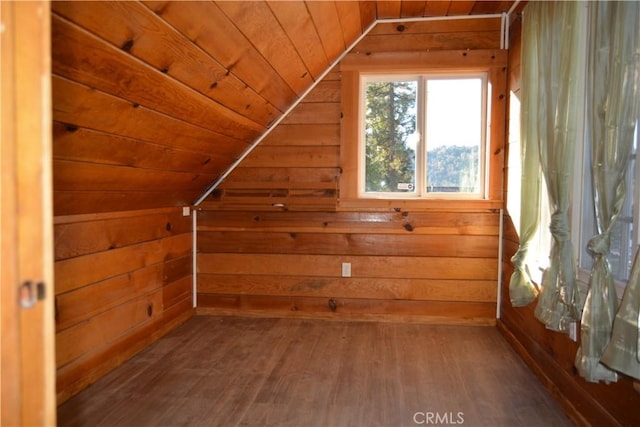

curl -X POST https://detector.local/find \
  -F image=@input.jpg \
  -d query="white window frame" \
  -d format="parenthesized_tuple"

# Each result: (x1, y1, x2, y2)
(357, 71, 489, 200)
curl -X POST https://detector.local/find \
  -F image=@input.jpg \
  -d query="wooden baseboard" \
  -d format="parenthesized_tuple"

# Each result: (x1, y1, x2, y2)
(196, 292, 497, 325)
(496, 319, 615, 427)
(196, 307, 495, 326)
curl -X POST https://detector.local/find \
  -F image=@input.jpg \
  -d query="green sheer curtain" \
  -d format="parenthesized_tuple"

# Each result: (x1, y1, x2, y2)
(508, 5, 542, 307)
(575, 1, 640, 383)
(518, 1, 584, 331)
(601, 248, 640, 380)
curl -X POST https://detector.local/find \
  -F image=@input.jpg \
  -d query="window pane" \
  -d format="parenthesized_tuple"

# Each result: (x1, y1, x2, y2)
(425, 78, 482, 193)
(581, 119, 638, 283)
(364, 80, 417, 193)
(609, 122, 637, 282)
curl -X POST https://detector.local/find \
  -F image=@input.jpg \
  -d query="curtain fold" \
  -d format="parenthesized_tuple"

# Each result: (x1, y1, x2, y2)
(525, 1, 584, 332)
(601, 248, 640, 380)
(575, 0, 640, 383)
(508, 6, 541, 307)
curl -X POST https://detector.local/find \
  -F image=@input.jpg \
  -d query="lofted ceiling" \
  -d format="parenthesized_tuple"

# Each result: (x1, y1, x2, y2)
(51, 0, 524, 215)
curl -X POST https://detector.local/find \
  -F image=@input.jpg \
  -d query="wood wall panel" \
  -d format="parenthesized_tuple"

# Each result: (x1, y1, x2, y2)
(54, 207, 191, 259)
(197, 209, 499, 323)
(354, 18, 502, 52)
(198, 231, 497, 258)
(206, 69, 342, 211)
(198, 275, 496, 303)
(54, 207, 194, 403)
(198, 210, 500, 235)
(198, 253, 496, 280)
(261, 124, 340, 146)
(355, 28, 501, 52)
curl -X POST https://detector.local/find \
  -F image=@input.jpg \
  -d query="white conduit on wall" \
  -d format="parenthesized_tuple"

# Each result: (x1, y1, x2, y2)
(497, 209, 504, 319)
(192, 209, 197, 308)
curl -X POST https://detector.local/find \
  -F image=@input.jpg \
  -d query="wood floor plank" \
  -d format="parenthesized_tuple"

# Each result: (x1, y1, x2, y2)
(57, 316, 573, 427)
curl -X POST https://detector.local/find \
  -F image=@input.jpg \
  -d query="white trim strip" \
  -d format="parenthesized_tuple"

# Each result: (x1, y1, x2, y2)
(192, 209, 197, 308)
(497, 208, 504, 319)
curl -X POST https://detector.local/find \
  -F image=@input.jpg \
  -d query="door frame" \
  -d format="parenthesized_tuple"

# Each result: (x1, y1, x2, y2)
(1, 1, 56, 424)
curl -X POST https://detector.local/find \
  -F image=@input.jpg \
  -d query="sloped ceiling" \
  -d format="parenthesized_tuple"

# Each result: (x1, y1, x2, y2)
(51, 0, 522, 216)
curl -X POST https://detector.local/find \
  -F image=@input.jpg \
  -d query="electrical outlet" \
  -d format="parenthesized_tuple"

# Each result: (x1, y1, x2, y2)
(182, 206, 191, 216)
(341, 262, 351, 277)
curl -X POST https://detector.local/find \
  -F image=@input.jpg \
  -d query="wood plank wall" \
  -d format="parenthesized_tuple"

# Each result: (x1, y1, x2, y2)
(197, 18, 503, 324)
(54, 207, 194, 403)
(498, 17, 640, 426)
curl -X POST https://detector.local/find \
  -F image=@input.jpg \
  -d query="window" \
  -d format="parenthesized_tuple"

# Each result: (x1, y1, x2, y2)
(578, 118, 640, 289)
(359, 73, 488, 198)
(339, 49, 506, 209)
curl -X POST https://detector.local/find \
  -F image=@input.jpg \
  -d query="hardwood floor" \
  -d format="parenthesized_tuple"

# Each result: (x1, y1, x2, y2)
(58, 316, 573, 426)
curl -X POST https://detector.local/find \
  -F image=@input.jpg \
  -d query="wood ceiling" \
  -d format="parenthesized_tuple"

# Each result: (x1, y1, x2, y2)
(51, 1, 524, 215)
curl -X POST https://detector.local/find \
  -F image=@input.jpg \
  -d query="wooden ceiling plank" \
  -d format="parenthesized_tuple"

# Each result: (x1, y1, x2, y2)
(52, 1, 281, 127)
(358, 1, 378, 32)
(52, 14, 264, 142)
(305, 1, 346, 63)
(52, 122, 224, 175)
(335, 1, 365, 49)
(446, 1, 476, 15)
(376, 1, 402, 18)
(143, 0, 296, 113)
(470, 0, 509, 15)
(216, 1, 313, 95)
(52, 76, 248, 155)
(425, 1, 452, 17)
(401, 1, 427, 18)
(267, 1, 330, 81)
